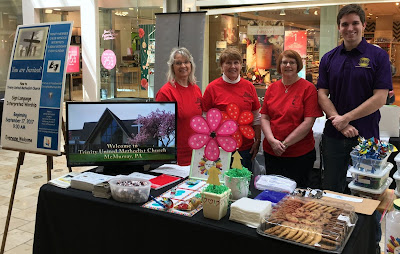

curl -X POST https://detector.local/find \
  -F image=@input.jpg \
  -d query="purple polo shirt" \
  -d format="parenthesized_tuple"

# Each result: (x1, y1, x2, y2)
(317, 38, 392, 139)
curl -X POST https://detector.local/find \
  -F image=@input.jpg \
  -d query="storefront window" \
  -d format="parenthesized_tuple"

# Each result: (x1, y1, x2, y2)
(206, 2, 400, 104)
(99, 6, 159, 100)
(209, 7, 321, 94)
(0, 0, 22, 96)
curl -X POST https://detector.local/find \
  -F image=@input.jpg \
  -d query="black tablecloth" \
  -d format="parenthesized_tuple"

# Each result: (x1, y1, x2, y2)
(33, 179, 377, 254)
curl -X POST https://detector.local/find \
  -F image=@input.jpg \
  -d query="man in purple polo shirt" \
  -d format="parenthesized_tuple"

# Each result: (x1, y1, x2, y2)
(318, 6, 391, 253)
(317, 4, 392, 194)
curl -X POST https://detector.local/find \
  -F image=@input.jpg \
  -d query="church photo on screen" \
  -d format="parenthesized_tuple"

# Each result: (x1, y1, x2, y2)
(66, 102, 177, 166)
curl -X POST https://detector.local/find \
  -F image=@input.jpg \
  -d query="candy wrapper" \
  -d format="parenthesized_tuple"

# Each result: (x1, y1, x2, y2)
(353, 137, 397, 160)
(174, 195, 202, 211)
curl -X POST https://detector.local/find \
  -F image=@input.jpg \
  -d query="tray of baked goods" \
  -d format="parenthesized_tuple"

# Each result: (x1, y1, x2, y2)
(257, 195, 357, 253)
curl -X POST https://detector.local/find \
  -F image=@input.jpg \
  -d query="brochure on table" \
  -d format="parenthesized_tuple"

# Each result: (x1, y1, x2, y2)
(142, 179, 207, 217)
(0, 22, 73, 155)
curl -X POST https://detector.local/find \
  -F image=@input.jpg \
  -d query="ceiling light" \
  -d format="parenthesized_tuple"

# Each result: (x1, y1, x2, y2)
(280, 9, 286, 16)
(303, 8, 310, 15)
(115, 11, 129, 16)
(314, 10, 318, 15)
(54, 8, 61, 11)
(44, 9, 53, 14)
(397, 3, 399, 5)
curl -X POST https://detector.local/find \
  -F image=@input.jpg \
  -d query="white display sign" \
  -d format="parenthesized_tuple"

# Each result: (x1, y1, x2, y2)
(1, 22, 72, 155)
(247, 25, 284, 35)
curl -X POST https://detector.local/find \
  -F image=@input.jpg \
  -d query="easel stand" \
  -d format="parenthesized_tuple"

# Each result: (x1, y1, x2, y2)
(1, 152, 24, 254)
(0, 119, 71, 253)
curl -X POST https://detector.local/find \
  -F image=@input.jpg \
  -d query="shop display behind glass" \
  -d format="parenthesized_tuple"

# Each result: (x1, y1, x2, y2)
(66, 101, 177, 170)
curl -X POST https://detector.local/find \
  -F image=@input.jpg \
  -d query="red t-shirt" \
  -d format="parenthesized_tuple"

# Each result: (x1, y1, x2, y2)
(260, 78, 323, 157)
(202, 77, 261, 151)
(156, 82, 202, 166)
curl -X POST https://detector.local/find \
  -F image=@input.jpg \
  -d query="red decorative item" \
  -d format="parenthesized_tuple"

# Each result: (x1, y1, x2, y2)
(141, 78, 148, 90)
(223, 103, 255, 148)
(138, 28, 145, 38)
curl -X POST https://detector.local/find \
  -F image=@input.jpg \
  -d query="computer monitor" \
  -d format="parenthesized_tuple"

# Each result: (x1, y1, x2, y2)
(66, 101, 177, 172)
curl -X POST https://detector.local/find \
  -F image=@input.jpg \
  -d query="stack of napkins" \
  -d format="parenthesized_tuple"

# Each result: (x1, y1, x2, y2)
(229, 197, 272, 228)
(92, 182, 111, 199)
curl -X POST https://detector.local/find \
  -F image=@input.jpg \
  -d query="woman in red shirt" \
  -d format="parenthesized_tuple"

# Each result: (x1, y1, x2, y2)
(260, 50, 323, 188)
(202, 47, 261, 171)
(156, 47, 202, 166)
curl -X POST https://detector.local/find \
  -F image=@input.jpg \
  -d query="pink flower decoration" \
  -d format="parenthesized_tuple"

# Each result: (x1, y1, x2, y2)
(138, 28, 145, 38)
(188, 108, 238, 161)
(141, 78, 148, 90)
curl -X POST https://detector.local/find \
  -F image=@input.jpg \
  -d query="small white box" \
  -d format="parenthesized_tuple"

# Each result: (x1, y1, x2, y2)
(379, 105, 400, 138)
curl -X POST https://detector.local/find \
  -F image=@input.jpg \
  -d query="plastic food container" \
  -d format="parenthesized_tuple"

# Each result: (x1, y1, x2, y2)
(394, 153, 400, 170)
(350, 150, 390, 174)
(109, 176, 151, 203)
(348, 177, 393, 200)
(394, 170, 400, 193)
(257, 196, 357, 253)
(395, 189, 400, 198)
(349, 162, 393, 189)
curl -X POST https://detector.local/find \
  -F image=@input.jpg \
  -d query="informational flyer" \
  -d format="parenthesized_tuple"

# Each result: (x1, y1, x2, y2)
(1, 22, 72, 155)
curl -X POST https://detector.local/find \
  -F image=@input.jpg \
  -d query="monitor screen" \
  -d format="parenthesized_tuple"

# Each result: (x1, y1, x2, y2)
(66, 101, 177, 169)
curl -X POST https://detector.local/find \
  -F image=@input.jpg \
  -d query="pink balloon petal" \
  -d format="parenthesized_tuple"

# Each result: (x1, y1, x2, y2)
(216, 119, 237, 136)
(188, 134, 210, 149)
(204, 139, 220, 161)
(217, 136, 237, 153)
(190, 116, 210, 134)
(206, 109, 222, 132)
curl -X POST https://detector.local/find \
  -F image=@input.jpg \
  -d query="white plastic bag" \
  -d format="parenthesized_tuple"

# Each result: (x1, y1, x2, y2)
(254, 174, 297, 193)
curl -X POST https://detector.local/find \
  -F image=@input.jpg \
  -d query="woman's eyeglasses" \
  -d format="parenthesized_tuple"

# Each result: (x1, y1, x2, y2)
(174, 61, 190, 66)
(281, 61, 297, 66)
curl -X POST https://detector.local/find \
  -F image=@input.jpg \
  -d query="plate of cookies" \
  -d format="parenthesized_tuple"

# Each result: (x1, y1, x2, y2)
(257, 195, 357, 253)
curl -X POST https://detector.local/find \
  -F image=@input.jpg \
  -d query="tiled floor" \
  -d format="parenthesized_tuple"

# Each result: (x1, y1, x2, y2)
(0, 149, 90, 253)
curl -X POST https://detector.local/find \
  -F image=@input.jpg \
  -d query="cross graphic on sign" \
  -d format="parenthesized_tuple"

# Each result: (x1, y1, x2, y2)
(23, 32, 41, 56)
